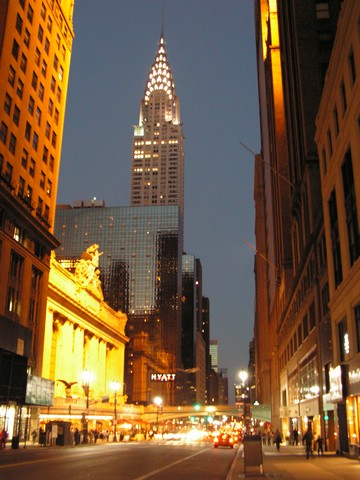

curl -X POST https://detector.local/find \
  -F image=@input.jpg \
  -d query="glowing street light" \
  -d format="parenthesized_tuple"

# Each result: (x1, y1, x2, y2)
(82, 370, 94, 444)
(110, 381, 120, 442)
(239, 370, 248, 385)
(153, 396, 163, 431)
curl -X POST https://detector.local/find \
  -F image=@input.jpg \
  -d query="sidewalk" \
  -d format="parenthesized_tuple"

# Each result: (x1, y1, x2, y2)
(229, 443, 360, 479)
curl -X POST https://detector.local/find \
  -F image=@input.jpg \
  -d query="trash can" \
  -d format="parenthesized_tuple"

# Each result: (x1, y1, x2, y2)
(11, 436, 19, 449)
(243, 434, 263, 475)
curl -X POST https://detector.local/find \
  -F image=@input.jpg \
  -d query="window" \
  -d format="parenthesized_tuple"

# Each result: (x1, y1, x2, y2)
(44, 38, 50, 55)
(32, 132, 39, 151)
(28, 95, 35, 114)
(42, 146, 48, 164)
(56, 86, 62, 102)
(47, 16, 52, 33)
(27, 4, 34, 23)
(38, 25, 44, 43)
(41, 59, 47, 77)
(35, 47, 40, 66)
(26, 185, 33, 202)
(40, 3, 46, 20)
(0, 122, 8, 144)
(333, 106, 339, 137)
(18, 176, 25, 196)
(38, 83, 45, 101)
(29, 158, 35, 177)
(49, 155, 54, 172)
(13, 105, 20, 126)
(51, 76, 56, 92)
(58, 65, 64, 82)
(56, 35, 60, 50)
(46, 179, 52, 197)
(45, 122, 51, 139)
(40, 171, 45, 189)
(20, 53, 27, 73)
(54, 109, 59, 125)
(37, 197, 43, 216)
(19, 0, 25, 10)
(35, 106, 42, 126)
(309, 302, 316, 330)
(315, 2, 330, 19)
(4, 162, 13, 184)
(31, 71, 38, 90)
(4, 93, 12, 115)
(303, 314, 309, 340)
(342, 148, 360, 264)
(51, 131, 57, 148)
(7, 251, 23, 320)
(321, 283, 329, 316)
(24, 28, 30, 47)
(8, 65, 16, 86)
(53, 54, 59, 71)
(340, 80, 347, 115)
(348, 47, 356, 85)
(21, 148, 28, 168)
(9, 134, 17, 154)
(25, 122, 31, 141)
(48, 98, 53, 115)
(355, 305, 360, 353)
(298, 323, 303, 346)
(327, 128, 333, 157)
(338, 318, 348, 362)
(16, 14, 23, 34)
(12, 40, 19, 60)
(329, 190, 343, 287)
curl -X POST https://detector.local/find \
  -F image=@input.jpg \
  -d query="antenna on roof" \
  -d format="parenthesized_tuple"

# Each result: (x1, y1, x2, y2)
(161, 7, 165, 37)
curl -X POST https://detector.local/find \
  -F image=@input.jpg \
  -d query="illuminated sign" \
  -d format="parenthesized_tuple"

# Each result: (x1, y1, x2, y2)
(150, 373, 176, 382)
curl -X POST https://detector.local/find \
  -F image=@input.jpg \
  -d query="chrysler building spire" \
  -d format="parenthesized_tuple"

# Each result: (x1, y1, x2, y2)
(130, 33, 185, 221)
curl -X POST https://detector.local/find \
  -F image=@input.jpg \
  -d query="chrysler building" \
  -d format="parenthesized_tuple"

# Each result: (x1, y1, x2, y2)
(130, 34, 185, 221)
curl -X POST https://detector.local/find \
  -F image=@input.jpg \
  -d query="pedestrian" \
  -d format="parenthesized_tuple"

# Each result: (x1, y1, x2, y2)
(31, 429, 38, 445)
(303, 427, 313, 459)
(74, 428, 80, 445)
(315, 435, 323, 455)
(1, 429, 8, 448)
(274, 429, 282, 451)
(293, 428, 299, 446)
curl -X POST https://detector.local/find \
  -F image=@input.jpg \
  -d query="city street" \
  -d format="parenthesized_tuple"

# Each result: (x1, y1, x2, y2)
(0, 440, 359, 480)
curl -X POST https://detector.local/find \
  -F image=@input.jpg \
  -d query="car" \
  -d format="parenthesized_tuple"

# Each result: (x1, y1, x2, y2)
(213, 432, 234, 448)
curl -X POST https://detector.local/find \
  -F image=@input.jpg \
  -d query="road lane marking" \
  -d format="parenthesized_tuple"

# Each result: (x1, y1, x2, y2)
(132, 448, 207, 480)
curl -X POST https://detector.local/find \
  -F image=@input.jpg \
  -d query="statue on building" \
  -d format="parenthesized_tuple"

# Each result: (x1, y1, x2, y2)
(75, 244, 104, 300)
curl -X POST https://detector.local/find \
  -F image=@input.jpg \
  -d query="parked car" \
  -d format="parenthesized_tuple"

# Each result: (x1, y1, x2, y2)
(213, 432, 234, 448)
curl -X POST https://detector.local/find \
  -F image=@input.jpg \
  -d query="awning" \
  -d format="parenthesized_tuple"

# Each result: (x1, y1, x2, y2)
(250, 404, 271, 423)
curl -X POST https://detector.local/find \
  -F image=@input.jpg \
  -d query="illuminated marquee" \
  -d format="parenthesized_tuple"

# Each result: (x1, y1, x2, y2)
(150, 373, 176, 382)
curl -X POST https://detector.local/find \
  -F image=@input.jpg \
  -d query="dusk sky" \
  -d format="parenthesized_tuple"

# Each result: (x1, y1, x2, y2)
(57, 0, 261, 402)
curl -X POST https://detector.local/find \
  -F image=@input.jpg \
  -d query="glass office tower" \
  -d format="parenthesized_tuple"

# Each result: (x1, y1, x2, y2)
(55, 202, 183, 405)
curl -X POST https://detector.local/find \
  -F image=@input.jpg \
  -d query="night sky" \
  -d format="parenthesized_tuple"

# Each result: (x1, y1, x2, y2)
(57, 0, 260, 402)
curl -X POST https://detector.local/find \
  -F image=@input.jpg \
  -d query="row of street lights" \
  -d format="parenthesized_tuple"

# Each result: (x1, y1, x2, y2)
(81, 371, 124, 443)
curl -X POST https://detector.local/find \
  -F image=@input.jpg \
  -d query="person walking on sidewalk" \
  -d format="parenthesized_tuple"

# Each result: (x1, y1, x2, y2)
(315, 435, 324, 456)
(303, 427, 314, 459)
(274, 429, 282, 452)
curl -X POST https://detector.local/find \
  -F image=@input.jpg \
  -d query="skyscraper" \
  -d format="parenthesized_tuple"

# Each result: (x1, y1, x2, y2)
(0, 0, 74, 415)
(55, 202, 183, 405)
(254, 0, 342, 445)
(130, 33, 185, 224)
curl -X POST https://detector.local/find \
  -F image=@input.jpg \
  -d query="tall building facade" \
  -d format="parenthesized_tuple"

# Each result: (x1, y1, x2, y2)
(315, 0, 360, 457)
(254, 0, 342, 449)
(55, 202, 183, 406)
(0, 0, 74, 432)
(130, 34, 185, 223)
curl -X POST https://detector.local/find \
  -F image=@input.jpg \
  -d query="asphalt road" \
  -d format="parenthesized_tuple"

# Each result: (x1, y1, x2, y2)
(0, 439, 237, 480)
(1, 440, 359, 480)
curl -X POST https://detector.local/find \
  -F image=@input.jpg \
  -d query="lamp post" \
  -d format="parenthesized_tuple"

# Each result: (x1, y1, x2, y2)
(82, 370, 94, 444)
(238, 370, 249, 432)
(153, 396, 163, 432)
(110, 381, 120, 442)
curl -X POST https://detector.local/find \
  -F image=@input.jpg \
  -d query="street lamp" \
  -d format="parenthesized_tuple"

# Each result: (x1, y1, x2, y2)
(82, 370, 94, 443)
(153, 396, 163, 432)
(110, 381, 120, 442)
